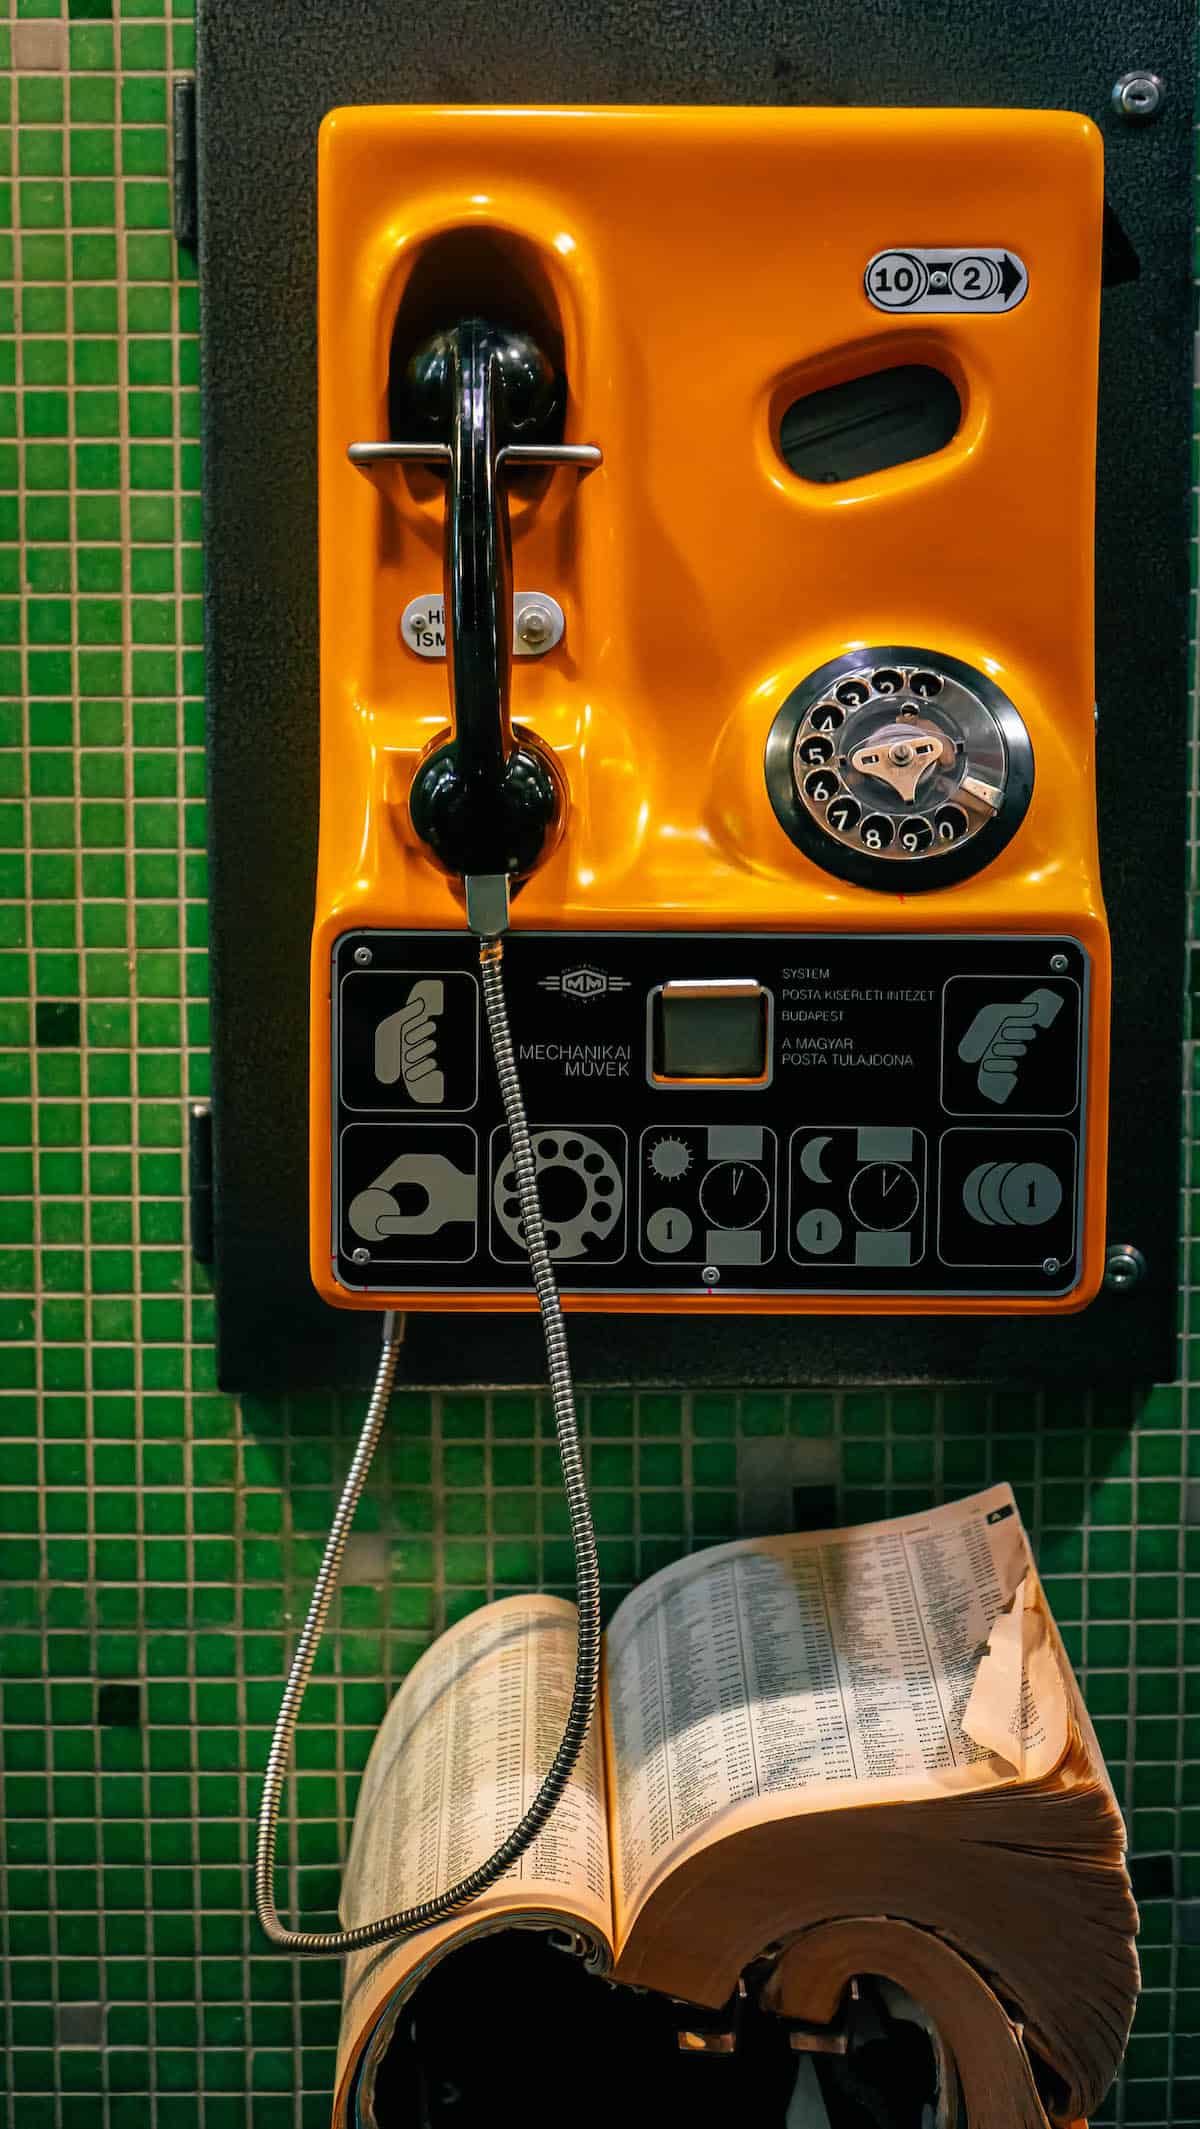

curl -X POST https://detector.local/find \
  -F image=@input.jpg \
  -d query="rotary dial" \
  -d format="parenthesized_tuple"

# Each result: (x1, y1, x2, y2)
(765, 647, 1034, 892)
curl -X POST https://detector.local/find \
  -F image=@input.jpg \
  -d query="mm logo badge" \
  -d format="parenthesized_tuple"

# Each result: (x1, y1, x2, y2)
(539, 965, 631, 1002)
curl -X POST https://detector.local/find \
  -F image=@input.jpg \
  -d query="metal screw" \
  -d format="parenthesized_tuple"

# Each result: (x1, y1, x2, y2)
(516, 603, 555, 649)
(1049, 953, 1068, 973)
(351, 1246, 370, 1265)
(1041, 1257, 1060, 1276)
(702, 1265, 720, 1284)
(1105, 1243, 1146, 1291)
(353, 945, 372, 966)
(1111, 70, 1164, 120)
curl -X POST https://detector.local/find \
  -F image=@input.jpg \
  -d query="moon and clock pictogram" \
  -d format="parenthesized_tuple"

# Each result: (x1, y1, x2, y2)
(638, 1125, 777, 1273)
(788, 1125, 927, 1272)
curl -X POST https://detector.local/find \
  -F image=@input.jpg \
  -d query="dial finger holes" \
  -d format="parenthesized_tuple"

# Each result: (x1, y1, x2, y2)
(897, 815, 933, 853)
(934, 804, 968, 843)
(808, 702, 845, 734)
(795, 731, 835, 768)
(804, 769, 840, 803)
(825, 794, 861, 833)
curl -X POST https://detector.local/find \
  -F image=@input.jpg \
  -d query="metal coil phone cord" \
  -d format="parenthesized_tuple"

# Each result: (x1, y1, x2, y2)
(254, 929, 601, 1954)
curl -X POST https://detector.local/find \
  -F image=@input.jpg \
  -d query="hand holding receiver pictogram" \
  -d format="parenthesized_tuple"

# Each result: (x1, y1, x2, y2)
(956, 986, 1064, 1106)
(374, 979, 446, 1105)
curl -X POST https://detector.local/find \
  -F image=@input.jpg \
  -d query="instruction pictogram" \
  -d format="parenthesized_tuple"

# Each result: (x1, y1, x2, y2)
(339, 1123, 479, 1266)
(864, 247, 1028, 314)
(338, 967, 479, 1113)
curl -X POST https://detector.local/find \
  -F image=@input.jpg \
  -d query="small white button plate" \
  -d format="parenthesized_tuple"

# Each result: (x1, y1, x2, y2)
(401, 592, 565, 659)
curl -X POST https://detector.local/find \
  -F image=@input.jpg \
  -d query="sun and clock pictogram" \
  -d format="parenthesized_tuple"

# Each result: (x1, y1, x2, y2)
(639, 1125, 777, 1273)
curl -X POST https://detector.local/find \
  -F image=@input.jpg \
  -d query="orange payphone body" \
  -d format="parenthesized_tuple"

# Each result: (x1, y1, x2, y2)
(311, 104, 1108, 1321)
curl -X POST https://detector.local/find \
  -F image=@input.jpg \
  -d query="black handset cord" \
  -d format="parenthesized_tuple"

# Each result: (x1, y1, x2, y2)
(253, 932, 601, 1954)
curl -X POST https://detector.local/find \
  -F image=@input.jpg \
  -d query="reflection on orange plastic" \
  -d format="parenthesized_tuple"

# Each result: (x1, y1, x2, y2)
(311, 104, 1108, 1317)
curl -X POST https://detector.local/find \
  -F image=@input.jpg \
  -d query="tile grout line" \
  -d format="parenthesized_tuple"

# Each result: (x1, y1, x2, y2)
(3, 10, 26, 2126)
(13, 13, 66, 2120)
(160, 63, 210, 2117)
(61, 8, 108, 2116)
(108, 28, 160, 2129)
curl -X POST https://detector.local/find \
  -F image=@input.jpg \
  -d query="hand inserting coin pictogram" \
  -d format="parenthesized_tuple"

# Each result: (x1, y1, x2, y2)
(349, 1148, 475, 1241)
(956, 986, 1063, 1106)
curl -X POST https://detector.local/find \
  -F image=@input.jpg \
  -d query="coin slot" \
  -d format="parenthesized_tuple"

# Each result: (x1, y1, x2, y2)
(778, 364, 961, 484)
(650, 981, 771, 1087)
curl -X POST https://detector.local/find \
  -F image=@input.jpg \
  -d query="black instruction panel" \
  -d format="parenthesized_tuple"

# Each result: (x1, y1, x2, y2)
(330, 932, 1088, 1300)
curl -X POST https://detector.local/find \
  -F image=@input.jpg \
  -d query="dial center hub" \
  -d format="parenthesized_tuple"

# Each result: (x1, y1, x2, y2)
(847, 715, 948, 803)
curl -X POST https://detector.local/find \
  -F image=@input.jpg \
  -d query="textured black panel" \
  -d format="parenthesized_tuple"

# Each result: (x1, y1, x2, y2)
(330, 930, 1092, 1302)
(198, 0, 1192, 1391)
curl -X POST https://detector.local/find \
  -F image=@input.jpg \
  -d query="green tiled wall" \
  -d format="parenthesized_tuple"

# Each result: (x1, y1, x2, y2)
(0, 7, 1196, 2123)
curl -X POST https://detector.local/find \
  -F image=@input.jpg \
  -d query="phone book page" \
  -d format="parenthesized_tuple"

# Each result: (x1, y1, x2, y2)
(332, 1593, 613, 2118)
(602, 1482, 1071, 1956)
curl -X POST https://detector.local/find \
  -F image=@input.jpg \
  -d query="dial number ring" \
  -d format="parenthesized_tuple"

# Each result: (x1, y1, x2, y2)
(765, 647, 1034, 895)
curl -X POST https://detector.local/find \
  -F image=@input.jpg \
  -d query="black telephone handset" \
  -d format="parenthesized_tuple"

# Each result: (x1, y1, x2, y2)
(400, 319, 565, 884)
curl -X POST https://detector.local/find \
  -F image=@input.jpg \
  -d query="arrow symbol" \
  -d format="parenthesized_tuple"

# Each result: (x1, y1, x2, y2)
(999, 253, 1024, 302)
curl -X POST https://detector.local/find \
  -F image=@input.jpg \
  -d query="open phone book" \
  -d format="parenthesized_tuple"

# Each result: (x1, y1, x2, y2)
(332, 1485, 1136, 2128)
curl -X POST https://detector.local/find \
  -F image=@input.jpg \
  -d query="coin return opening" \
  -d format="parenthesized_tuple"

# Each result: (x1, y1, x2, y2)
(779, 364, 962, 484)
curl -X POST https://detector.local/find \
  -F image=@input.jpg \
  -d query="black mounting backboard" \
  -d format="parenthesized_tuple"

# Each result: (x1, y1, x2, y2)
(197, 0, 1192, 1391)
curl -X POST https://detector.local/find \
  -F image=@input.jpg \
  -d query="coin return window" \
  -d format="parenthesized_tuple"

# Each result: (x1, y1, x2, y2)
(650, 980, 771, 1084)
(778, 365, 962, 484)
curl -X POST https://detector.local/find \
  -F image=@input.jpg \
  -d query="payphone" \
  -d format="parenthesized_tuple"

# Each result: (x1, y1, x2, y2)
(256, 104, 1108, 1956)
(309, 104, 1108, 1324)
